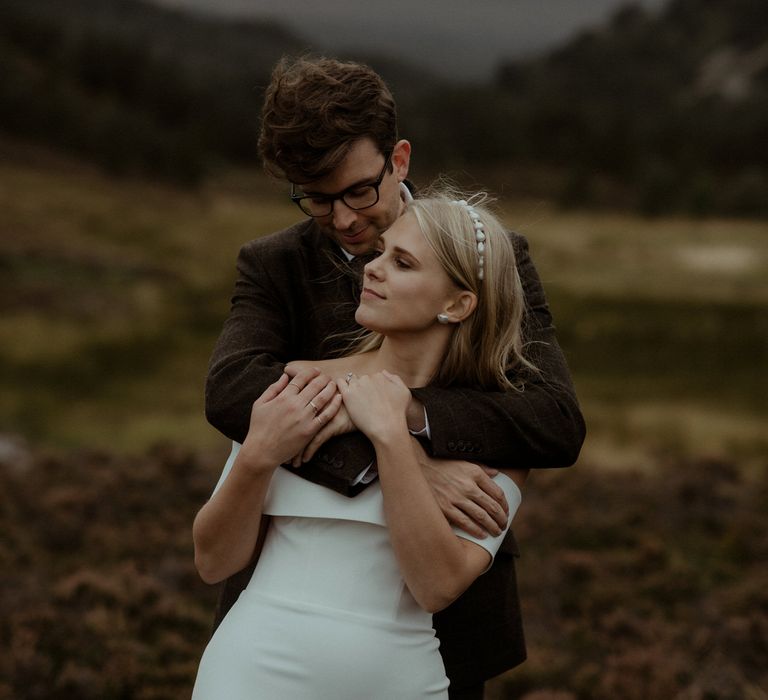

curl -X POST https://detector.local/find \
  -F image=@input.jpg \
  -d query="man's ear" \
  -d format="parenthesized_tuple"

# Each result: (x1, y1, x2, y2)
(443, 291, 477, 323)
(392, 139, 411, 182)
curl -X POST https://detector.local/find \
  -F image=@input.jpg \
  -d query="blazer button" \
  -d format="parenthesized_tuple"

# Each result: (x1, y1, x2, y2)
(448, 441, 456, 451)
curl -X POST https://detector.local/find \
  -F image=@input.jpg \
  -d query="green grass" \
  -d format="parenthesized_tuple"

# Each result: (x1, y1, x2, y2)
(1, 147, 766, 462)
(501, 200, 768, 465)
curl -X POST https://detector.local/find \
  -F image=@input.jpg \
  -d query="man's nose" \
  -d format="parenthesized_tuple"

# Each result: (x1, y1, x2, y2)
(331, 198, 358, 230)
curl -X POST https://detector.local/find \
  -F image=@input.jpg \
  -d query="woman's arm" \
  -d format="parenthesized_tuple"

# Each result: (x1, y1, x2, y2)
(194, 369, 340, 584)
(339, 372, 516, 613)
(376, 436, 512, 612)
(193, 445, 274, 584)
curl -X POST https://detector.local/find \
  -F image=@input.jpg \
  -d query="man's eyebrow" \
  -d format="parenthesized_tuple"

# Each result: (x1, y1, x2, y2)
(300, 173, 379, 197)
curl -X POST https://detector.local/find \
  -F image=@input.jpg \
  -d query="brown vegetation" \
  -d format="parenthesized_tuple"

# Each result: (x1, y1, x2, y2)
(0, 441, 217, 699)
(499, 457, 768, 699)
(2, 440, 765, 699)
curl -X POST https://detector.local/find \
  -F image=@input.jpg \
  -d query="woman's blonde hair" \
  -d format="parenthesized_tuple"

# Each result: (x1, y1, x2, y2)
(353, 187, 536, 391)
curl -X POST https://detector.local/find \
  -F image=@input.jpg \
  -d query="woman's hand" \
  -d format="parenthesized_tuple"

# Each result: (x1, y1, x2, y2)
(337, 370, 411, 443)
(240, 368, 341, 471)
(291, 403, 356, 466)
(284, 360, 357, 464)
(284, 359, 316, 376)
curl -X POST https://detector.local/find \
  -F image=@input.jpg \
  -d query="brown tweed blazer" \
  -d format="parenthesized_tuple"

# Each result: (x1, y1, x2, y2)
(204, 218, 585, 686)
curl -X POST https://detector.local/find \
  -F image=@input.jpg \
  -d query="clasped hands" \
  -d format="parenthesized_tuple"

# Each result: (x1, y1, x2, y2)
(246, 365, 511, 538)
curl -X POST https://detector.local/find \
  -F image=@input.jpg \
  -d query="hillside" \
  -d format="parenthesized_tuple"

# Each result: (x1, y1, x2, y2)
(0, 0, 309, 182)
(2, 0, 768, 214)
(489, 0, 768, 214)
(0, 0, 438, 184)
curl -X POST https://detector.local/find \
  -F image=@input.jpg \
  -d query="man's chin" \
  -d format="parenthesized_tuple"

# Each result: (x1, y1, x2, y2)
(334, 227, 378, 254)
(339, 238, 375, 257)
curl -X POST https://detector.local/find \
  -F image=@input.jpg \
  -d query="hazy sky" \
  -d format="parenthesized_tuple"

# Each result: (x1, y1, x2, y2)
(151, 0, 671, 81)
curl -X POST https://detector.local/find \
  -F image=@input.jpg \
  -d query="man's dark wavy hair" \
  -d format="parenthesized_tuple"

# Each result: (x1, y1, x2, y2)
(258, 56, 398, 184)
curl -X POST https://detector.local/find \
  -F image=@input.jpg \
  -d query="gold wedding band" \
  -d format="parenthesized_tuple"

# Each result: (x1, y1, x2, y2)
(307, 400, 318, 414)
(289, 381, 300, 390)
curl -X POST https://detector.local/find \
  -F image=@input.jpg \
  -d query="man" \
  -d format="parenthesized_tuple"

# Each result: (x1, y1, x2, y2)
(205, 56, 585, 700)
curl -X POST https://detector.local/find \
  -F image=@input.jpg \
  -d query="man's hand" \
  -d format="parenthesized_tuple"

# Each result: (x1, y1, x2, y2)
(412, 438, 511, 539)
(406, 395, 427, 433)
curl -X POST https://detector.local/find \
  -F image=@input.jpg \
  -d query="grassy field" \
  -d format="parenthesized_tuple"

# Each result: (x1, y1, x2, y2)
(2, 147, 767, 699)
(2, 145, 766, 466)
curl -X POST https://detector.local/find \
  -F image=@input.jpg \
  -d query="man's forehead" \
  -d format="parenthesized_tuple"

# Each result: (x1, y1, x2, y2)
(302, 140, 383, 193)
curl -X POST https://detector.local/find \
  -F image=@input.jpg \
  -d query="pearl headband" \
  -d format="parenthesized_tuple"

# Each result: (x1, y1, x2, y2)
(453, 199, 486, 281)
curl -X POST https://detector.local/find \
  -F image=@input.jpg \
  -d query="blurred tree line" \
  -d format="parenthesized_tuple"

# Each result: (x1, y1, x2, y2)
(491, 0, 768, 217)
(413, 0, 768, 217)
(2, 0, 767, 216)
(0, 0, 305, 183)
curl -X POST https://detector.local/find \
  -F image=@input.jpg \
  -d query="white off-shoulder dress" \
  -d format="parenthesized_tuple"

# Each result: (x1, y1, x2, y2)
(192, 442, 520, 700)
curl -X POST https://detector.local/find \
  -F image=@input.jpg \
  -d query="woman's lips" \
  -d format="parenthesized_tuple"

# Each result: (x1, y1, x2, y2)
(361, 287, 384, 300)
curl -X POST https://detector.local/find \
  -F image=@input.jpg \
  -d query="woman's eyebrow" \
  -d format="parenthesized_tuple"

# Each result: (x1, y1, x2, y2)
(377, 233, 419, 262)
(391, 245, 420, 264)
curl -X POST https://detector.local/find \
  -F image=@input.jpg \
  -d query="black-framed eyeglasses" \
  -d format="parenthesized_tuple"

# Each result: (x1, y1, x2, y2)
(290, 152, 393, 217)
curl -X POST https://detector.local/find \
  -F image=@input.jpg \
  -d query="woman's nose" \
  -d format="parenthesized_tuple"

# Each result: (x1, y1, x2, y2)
(364, 257, 382, 279)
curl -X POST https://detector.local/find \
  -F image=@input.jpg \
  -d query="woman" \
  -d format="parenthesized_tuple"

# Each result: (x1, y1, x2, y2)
(192, 191, 533, 699)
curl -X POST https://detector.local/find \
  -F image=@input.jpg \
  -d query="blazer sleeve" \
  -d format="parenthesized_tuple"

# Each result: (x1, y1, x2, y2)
(205, 239, 290, 444)
(411, 233, 585, 468)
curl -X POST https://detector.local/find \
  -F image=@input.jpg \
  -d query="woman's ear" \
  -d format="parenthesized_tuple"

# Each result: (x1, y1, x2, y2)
(443, 291, 477, 323)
